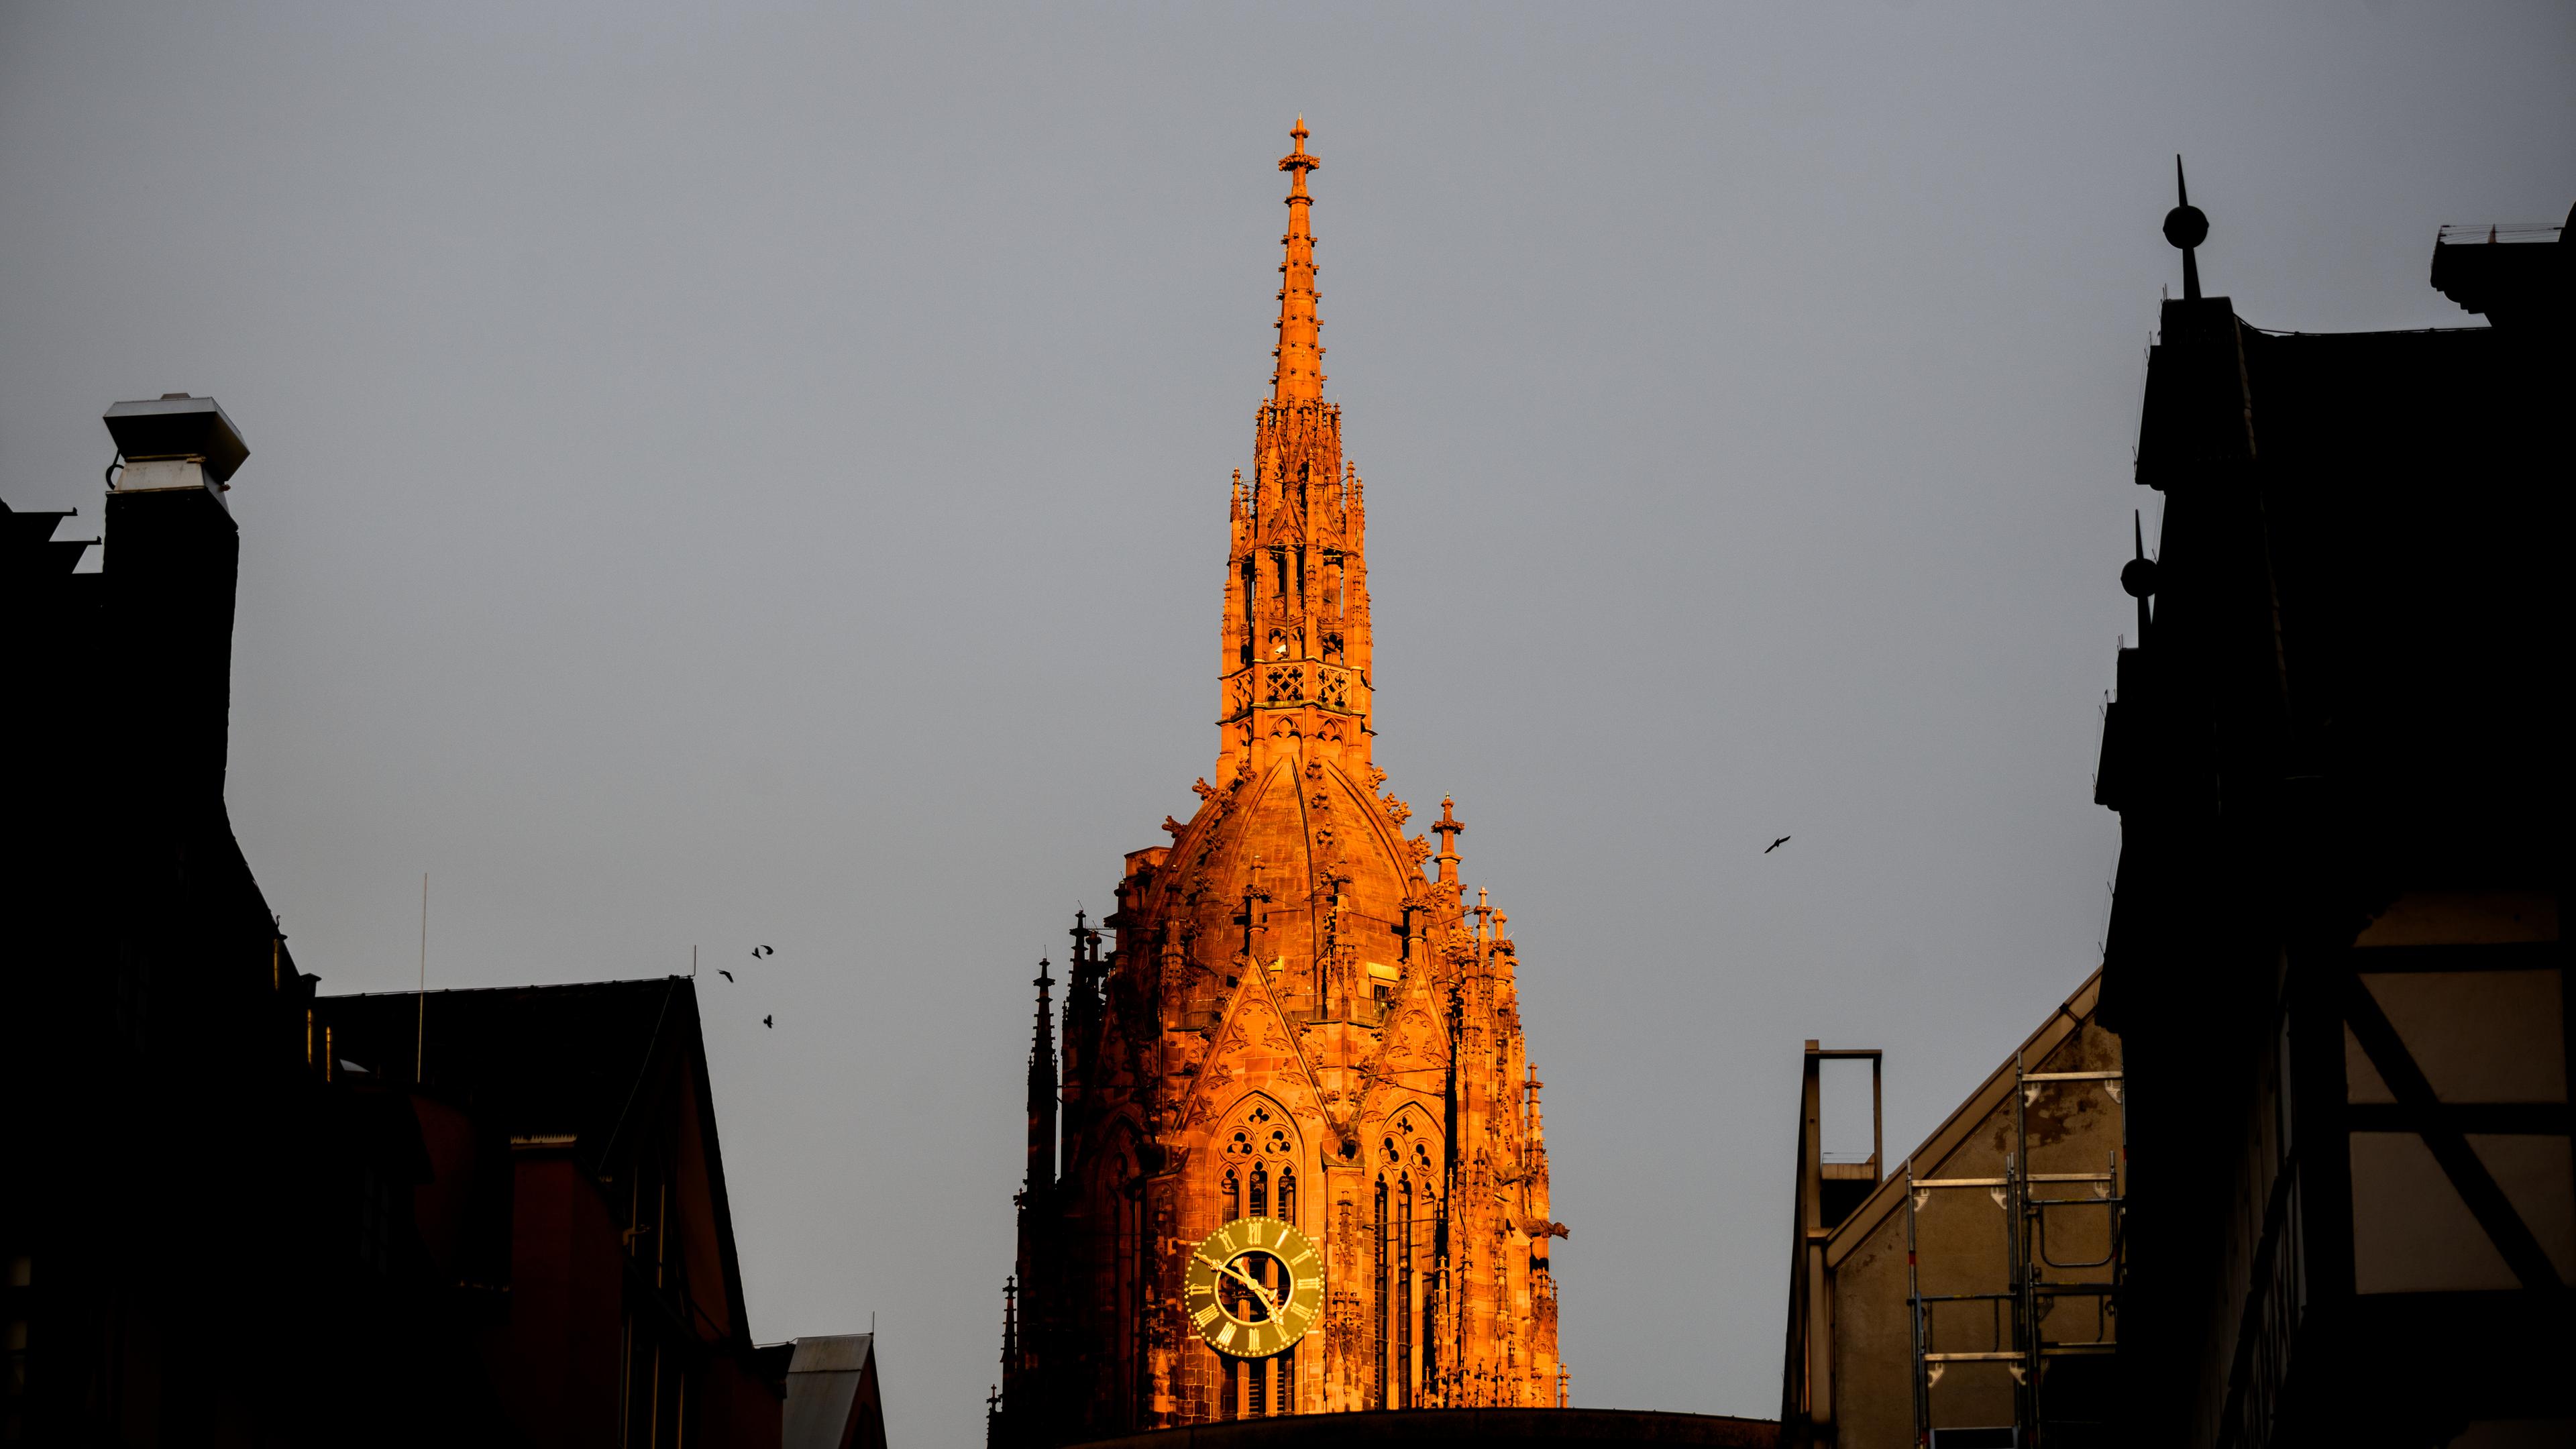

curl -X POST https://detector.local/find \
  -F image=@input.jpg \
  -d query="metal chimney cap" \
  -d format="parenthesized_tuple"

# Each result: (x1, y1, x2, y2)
(103, 394, 250, 484)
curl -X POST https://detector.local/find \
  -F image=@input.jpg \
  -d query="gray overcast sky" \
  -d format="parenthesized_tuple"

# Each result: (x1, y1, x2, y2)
(5, 2, 2570, 1440)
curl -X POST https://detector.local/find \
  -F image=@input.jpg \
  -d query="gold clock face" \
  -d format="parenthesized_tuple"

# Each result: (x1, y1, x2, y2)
(1183, 1217, 1324, 1359)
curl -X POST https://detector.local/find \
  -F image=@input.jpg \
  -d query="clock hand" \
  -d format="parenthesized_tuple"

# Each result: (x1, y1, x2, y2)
(1217, 1260, 1282, 1313)
(1197, 1253, 1276, 1303)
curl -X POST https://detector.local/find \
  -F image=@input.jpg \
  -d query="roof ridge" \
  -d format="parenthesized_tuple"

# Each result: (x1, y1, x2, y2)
(321, 974, 689, 1001)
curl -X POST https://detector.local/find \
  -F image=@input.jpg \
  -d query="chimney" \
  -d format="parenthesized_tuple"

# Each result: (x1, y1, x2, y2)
(102, 394, 252, 804)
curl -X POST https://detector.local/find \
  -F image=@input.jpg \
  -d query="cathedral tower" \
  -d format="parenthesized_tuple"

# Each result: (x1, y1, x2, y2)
(998, 121, 1562, 1444)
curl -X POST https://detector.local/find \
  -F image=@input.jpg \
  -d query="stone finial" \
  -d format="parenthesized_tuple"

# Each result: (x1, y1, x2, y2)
(1432, 797, 1466, 885)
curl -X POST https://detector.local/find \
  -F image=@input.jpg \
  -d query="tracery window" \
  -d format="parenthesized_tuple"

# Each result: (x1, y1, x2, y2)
(1240, 559, 1259, 665)
(1220, 1100, 1300, 1224)
(1396, 1173, 1415, 1408)
(1214, 1099, 1307, 1420)
(1364, 1112, 1443, 1411)
(1372, 1175, 1390, 1408)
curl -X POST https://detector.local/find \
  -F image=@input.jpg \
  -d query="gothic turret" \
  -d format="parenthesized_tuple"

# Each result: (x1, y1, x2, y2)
(1024, 958, 1057, 1193)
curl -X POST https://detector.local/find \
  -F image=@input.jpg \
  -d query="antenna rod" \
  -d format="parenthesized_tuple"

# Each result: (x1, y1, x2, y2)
(416, 872, 429, 1083)
(2172, 156, 2205, 301)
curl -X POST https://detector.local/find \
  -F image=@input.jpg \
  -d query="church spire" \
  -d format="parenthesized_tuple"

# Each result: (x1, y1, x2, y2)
(1216, 119, 1371, 786)
(1272, 117, 1324, 400)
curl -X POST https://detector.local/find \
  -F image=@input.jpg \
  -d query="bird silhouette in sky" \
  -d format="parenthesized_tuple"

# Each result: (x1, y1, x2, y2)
(751, 945, 773, 959)
(763, 1014, 774, 1029)
(1765, 836, 1792, 854)
(718, 969, 734, 983)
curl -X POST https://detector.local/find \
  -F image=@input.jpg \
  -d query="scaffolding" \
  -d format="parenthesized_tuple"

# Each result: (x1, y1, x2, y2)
(1904, 1055, 2125, 1448)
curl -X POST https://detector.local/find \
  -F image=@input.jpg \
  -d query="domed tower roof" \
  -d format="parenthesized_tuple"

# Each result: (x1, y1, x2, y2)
(1139, 747, 1429, 1025)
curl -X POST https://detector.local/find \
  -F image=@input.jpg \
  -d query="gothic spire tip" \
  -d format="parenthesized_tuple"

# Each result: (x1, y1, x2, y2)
(1271, 119, 1324, 400)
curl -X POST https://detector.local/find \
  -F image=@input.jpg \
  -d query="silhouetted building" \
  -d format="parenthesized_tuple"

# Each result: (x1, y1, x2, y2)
(0, 395, 476, 1444)
(1780, 974, 2126, 1448)
(2094, 176, 2571, 1445)
(315, 979, 790, 1448)
(3, 395, 838, 1448)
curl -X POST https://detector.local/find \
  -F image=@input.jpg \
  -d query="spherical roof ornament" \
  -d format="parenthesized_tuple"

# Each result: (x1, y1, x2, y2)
(2121, 509, 2156, 644)
(2162, 204, 2208, 251)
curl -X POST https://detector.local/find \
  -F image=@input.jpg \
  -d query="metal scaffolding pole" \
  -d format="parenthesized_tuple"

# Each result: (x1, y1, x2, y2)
(1904, 1059, 2127, 1448)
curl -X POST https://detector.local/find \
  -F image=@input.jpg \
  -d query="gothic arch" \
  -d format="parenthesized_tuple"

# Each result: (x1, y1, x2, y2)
(1211, 1092, 1305, 1226)
(1374, 1104, 1444, 1197)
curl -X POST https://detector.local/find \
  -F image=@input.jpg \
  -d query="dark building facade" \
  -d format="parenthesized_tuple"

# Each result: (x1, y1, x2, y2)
(1780, 975, 2127, 1447)
(2094, 182, 2571, 1445)
(2, 396, 806, 1447)
(1, 396, 454, 1444)
(313, 979, 788, 1449)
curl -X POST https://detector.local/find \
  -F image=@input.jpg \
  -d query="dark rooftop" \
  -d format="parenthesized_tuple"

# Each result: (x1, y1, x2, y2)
(2427, 205, 2572, 327)
(317, 975, 698, 1177)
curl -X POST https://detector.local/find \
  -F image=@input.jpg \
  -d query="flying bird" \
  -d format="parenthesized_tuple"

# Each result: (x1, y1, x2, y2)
(763, 1014, 774, 1029)
(751, 945, 773, 959)
(1765, 836, 1791, 854)
(718, 969, 734, 983)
